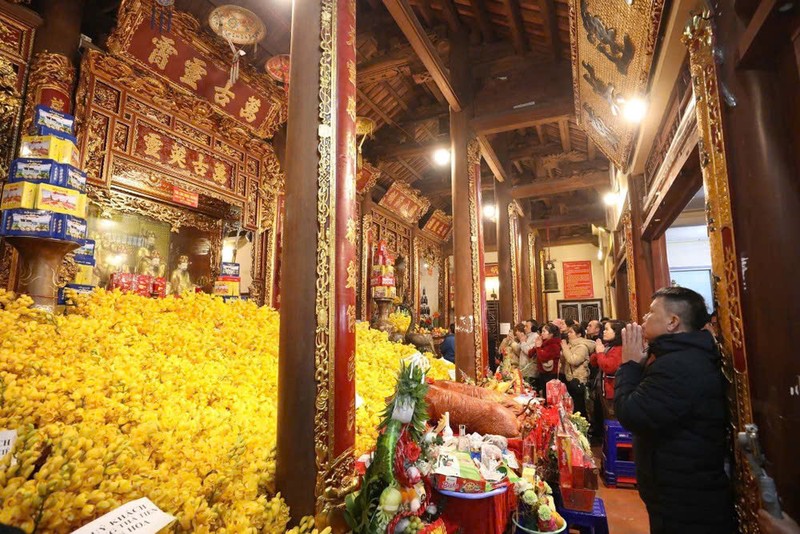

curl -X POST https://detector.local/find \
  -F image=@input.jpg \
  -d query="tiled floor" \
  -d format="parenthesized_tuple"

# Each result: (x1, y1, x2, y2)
(596, 482, 650, 534)
(584, 445, 650, 533)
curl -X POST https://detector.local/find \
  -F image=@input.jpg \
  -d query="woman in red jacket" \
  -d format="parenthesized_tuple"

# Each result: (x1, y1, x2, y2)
(591, 320, 625, 417)
(531, 322, 562, 394)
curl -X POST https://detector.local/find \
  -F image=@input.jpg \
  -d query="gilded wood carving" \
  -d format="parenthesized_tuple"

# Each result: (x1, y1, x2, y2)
(568, 0, 666, 170)
(108, 0, 285, 138)
(621, 210, 638, 322)
(683, 13, 759, 533)
(467, 138, 486, 377)
(528, 232, 537, 321)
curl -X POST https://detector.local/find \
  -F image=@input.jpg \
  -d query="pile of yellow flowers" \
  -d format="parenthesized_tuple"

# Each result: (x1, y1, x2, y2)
(354, 323, 451, 455)
(387, 309, 411, 333)
(0, 289, 288, 532)
(0, 289, 452, 532)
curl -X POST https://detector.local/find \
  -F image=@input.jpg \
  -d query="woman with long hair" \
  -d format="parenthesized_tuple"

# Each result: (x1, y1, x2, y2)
(592, 319, 625, 418)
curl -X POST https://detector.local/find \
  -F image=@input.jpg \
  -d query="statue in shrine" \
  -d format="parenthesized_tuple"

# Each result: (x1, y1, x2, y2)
(394, 254, 408, 305)
(169, 255, 194, 295)
(135, 231, 165, 277)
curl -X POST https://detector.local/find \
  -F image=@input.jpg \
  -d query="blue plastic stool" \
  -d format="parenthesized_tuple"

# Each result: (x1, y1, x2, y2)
(557, 497, 610, 534)
(603, 419, 636, 486)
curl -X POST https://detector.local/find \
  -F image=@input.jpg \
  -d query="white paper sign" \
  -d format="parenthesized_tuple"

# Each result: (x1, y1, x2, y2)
(71, 498, 175, 534)
(0, 429, 17, 458)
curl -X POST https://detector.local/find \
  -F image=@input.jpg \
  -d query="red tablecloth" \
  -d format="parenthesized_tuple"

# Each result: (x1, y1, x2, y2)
(434, 487, 518, 534)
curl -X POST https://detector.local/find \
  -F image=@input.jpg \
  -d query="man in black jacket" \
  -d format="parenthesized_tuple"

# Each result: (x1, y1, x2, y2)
(615, 287, 734, 534)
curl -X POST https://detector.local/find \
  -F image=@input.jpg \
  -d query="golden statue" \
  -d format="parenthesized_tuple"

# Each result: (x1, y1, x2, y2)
(169, 255, 194, 295)
(136, 231, 165, 277)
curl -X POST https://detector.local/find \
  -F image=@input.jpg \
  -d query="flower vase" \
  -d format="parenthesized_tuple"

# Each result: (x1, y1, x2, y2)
(371, 297, 397, 336)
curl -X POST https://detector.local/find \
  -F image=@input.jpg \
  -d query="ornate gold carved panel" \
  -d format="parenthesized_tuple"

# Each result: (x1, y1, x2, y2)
(568, 0, 667, 170)
(75, 50, 284, 232)
(683, 14, 758, 532)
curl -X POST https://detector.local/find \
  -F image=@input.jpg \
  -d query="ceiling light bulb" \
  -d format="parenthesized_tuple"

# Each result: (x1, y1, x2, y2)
(433, 148, 451, 166)
(597, 249, 604, 261)
(603, 192, 618, 206)
(623, 97, 647, 123)
(482, 204, 497, 220)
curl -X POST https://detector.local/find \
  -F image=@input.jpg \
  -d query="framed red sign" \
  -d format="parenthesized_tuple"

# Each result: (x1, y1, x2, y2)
(563, 261, 594, 299)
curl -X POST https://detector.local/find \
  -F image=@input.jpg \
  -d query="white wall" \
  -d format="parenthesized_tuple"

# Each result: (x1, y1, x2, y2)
(665, 225, 711, 269)
(419, 265, 440, 315)
(665, 225, 713, 312)
(544, 243, 607, 320)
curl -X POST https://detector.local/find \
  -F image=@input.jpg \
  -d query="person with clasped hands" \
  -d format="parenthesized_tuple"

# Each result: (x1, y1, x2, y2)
(614, 287, 734, 534)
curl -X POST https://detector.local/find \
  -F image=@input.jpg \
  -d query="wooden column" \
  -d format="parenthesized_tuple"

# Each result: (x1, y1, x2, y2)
(650, 234, 670, 290)
(627, 174, 657, 322)
(519, 214, 533, 321)
(495, 177, 514, 326)
(451, 114, 487, 379)
(22, 0, 84, 130)
(688, 3, 800, 521)
(277, 0, 357, 526)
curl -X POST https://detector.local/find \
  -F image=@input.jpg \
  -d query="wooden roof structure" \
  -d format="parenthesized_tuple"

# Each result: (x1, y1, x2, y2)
(86, 0, 622, 245)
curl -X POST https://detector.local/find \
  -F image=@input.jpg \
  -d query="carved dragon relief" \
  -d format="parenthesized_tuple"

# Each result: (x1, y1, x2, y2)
(580, 0, 634, 75)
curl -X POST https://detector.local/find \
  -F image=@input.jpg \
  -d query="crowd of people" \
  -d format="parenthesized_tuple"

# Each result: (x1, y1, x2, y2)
(490, 287, 797, 534)
(496, 314, 626, 444)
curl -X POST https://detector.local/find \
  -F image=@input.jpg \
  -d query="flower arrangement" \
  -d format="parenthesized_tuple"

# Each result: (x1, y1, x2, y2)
(513, 477, 565, 532)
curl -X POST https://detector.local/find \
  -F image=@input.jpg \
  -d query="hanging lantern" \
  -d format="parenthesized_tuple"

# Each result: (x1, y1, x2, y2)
(355, 116, 376, 169)
(209, 5, 266, 85)
(265, 54, 290, 89)
(151, 0, 175, 34)
(543, 259, 559, 293)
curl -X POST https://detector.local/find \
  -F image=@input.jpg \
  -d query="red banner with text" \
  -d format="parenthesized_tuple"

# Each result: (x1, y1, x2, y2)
(563, 261, 594, 299)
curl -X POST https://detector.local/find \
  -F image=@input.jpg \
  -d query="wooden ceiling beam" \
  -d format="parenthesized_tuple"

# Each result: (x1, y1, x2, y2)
(500, 0, 527, 55)
(512, 171, 610, 199)
(383, 0, 463, 111)
(546, 235, 598, 246)
(470, 0, 495, 42)
(471, 98, 573, 135)
(420, 180, 494, 198)
(357, 88, 400, 128)
(507, 142, 563, 161)
(529, 210, 605, 229)
(413, 1, 435, 27)
(438, 0, 463, 34)
(537, 0, 562, 60)
(558, 119, 571, 152)
(371, 137, 449, 159)
(587, 138, 597, 160)
(397, 158, 425, 181)
(477, 135, 509, 182)
(358, 56, 412, 86)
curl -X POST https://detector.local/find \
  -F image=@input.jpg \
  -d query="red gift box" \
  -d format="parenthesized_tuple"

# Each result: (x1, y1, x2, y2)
(109, 272, 135, 292)
(561, 486, 596, 512)
(151, 277, 167, 298)
(134, 274, 153, 296)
